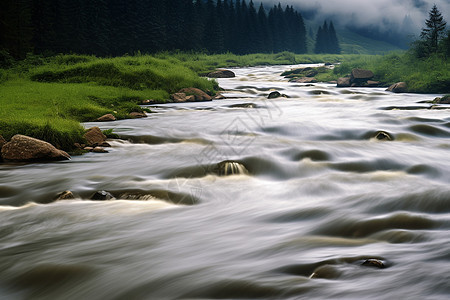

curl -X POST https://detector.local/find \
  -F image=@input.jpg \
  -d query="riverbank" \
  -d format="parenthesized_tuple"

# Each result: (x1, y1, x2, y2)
(0, 52, 347, 152)
(1, 51, 448, 153)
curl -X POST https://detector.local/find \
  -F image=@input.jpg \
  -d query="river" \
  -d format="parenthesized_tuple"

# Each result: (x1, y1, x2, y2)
(1, 64, 449, 299)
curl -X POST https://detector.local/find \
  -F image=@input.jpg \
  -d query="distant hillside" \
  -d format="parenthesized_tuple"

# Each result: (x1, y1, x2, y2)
(305, 20, 403, 54)
(338, 28, 403, 54)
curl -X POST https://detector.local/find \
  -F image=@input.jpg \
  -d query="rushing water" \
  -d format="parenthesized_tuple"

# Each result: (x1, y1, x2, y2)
(1, 64, 450, 299)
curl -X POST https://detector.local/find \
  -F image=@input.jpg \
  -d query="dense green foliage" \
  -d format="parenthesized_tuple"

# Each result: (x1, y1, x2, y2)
(314, 21, 341, 54)
(0, 0, 307, 58)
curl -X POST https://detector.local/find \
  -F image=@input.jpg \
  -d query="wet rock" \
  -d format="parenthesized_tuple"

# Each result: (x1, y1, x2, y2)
(55, 190, 75, 201)
(337, 77, 351, 87)
(206, 69, 235, 78)
(228, 103, 258, 108)
(215, 160, 248, 176)
(99, 142, 111, 147)
(90, 190, 115, 200)
(213, 93, 226, 100)
(129, 112, 147, 118)
(434, 95, 450, 104)
(83, 127, 106, 146)
(119, 193, 157, 201)
(387, 82, 408, 93)
(1, 135, 70, 162)
(373, 131, 394, 141)
(361, 259, 386, 269)
(83, 146, 94, 151)
(92, 146, 108, 153)
(96, 114, 116, 122)
(268, 91, 282, 99)
(309, 265, 342, 279)
(178, 88, 212, 101)
(291, 77, 317, 83)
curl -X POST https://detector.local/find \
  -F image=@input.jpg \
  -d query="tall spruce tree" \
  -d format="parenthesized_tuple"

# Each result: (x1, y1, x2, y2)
(420, 4, 447, 54)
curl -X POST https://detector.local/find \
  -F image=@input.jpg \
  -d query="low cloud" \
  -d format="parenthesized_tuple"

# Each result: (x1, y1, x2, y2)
(261, 0, 449, 33)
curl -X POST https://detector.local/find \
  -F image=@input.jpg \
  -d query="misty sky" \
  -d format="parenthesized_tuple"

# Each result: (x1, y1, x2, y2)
(261, 0, 449, 32)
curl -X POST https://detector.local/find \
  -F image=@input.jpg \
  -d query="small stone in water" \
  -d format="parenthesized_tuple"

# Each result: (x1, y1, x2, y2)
(55, 190, 75, 201)
(362, 259, 385, 269)
(90, 191, 115, 201)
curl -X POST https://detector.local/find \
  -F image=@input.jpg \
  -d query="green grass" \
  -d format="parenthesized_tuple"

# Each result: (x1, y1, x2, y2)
(332, 52, 450, 93)
(1, 51, 447, 152)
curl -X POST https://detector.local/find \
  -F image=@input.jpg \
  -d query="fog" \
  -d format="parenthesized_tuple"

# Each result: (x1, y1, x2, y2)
(261, 0, 449, 33)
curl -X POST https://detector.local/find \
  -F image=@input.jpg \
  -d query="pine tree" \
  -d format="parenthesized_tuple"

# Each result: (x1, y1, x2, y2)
(420, 4, 447, 54)
(328, 21, 341, 54)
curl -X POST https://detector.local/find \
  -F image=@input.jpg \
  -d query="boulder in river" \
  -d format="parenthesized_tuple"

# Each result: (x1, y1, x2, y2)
(92, 146, 108, 153)
(206, 69, 235, 78)
(215, 160, 248, 176)
(90, 190, 115, 200)
(337, 77, 351, 87)
(1, 135, 70, 162)
(387, 82, 408, 93)
(178, 88, 212, 101)
(96, 114, 116, 122)
(84, 127, 106, 146)
(433, 95, 450, 104)
(55, 190, 75, 201)
(373, 131, 394, 141)
(361, 259, 386, 269)
(129, 112, 147, 118)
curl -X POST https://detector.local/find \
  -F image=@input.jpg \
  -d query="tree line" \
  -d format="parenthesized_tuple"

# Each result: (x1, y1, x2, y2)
(314, 21, 340, 54)
(0, 0, 309, 59)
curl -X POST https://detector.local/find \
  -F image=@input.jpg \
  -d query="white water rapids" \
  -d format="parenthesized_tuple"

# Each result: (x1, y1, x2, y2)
(1, 64, 449, 299)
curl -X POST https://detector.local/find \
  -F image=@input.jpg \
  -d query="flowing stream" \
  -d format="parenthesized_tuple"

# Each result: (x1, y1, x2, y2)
(1, 64, 450, 299)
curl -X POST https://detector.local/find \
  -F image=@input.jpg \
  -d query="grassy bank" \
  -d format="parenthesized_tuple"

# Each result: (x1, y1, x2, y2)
(1, 51, 447, 151)
(331, 52, 450, 93)
(0, 52, 349, 151)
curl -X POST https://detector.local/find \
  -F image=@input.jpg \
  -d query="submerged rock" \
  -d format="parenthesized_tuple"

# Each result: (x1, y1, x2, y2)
(215, 160, 248, 176)
(90, 190, 115, 200)
(1, 135, 70, 162)
(309, 265, 342, 279)
(387, 82, 408, 93)
(84, 127, 106, 146)
(373, 131, 394, 141)
(361, 259, 386, 269)
(206, 69, 235, 78)
(268, 91, 281, 99)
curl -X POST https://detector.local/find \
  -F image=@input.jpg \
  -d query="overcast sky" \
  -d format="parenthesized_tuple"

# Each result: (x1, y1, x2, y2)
(261, 0, 449, 32)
